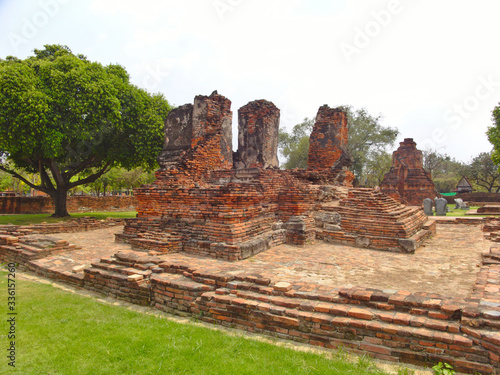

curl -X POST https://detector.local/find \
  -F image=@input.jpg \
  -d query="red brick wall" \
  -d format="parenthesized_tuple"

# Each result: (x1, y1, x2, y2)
(443, 192, 500, 204)
(0, 196, 137, 214)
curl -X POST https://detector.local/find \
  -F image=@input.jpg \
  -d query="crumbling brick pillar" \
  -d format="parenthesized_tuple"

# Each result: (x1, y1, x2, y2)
(156, 90, 233, 173)
(234, 100, 280, 169)
(191, 91, 233, 169)
(157, 103, 193, 168)
(307, 105, 349, 170)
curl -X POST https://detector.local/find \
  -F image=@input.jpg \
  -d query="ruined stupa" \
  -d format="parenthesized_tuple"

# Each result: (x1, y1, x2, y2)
(116, 92, 435, 259)
(380, 138, 437, 206)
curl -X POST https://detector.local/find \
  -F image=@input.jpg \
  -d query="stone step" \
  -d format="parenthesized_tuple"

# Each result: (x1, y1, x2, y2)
(190, 277, 466, 321)
(482, 247, 500, 263)
(213, 287, 463, 332)
(89, 260, 153, 278)
(0, 244, 40, 261)
(197, 290, 483, 364)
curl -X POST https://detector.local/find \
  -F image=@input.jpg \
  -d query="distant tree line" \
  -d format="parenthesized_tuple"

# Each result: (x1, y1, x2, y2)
(0, 166, 156, 196)
(278, 106, 500, 193)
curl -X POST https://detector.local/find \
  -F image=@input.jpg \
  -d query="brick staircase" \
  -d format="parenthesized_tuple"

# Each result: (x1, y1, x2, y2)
(483, 246, 500, 265)
(79, 249, 500, 374)
(83, 251, 156, 306)
(115, 218, 183, 254)
(316, 188, 436, 253)
(0, 234, 79, 263)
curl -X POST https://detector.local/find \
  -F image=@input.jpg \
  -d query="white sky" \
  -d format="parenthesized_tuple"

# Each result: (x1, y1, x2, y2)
(1, 0, 500, 162)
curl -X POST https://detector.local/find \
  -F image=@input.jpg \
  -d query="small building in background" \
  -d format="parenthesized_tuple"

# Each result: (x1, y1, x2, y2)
(454, 176, 473, 193)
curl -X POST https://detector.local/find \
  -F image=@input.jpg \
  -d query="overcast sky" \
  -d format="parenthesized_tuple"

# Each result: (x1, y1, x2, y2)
(1, 0, 500, 162)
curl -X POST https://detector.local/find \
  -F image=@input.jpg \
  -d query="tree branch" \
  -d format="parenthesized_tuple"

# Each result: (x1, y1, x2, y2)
(62, 154, 98, 179)
(0, 165, 50, 194)
(49, 160, 65, 188)
(68, 162, 112, 189)
(39, 160, 55, 192)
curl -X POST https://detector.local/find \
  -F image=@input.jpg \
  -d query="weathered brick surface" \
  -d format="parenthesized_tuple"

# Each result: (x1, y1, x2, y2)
(0, 217, 122, 236)
(234, 100, 280, 169)
(2, 225, 498, 374)
(123, 94, 434, 259)
(307, 105, 355, 186)
(157, 90, 233, 175)
(127, 168, 317, 260)
(442, 192, 500, 204)
(76, 250, 499, 374)
(0, 196, 137, 214)
(381, 138, 437, 206)
(315, 188, 434, 253)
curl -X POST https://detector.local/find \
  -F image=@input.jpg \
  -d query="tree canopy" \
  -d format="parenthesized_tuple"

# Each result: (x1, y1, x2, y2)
(278, 118, 313, 170)
(422, 148, 464, 193)
(339, 106, 398, 180)
(0, 45, 172, 216)
(488, 103, 500, 167)
(461, 151, 500, 193)
(278, 106, 399, 185)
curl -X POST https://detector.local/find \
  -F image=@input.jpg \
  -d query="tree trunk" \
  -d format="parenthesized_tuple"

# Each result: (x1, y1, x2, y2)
(51, 189, 70, 217)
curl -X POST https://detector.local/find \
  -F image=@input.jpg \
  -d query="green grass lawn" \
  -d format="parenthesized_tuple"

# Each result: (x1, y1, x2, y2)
(445, 204, 481, 217)
(0, 211, 136, 226)
(0, 274, 411, 375)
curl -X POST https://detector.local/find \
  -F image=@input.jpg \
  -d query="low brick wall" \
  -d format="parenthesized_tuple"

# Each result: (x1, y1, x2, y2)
(78, 250, 499, 375)
(443, 193, 500, 204)
(0, 217, 124, 236)
(1, 228, 499, 373)
(0, 196, 137, 214)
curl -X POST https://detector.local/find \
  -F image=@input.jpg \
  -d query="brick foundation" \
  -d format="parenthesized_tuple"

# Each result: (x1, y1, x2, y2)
(76, 249, 500, 374)
(0, 217, 498, 373)
(0, 196, 137, 214)
(120, 93, 431, 259)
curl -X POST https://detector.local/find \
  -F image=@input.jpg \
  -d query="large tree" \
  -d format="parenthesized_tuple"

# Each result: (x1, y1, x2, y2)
(462, 151, 500, 193)
(488, 103, 500, 166)
(422, 148, 464, 193)
(278, 107, 399, 184)
(0, 45, 171, 216)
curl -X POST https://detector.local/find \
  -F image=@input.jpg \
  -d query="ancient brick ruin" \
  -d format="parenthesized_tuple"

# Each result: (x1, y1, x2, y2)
(117, 92, 434, 259)
(380, 138, 437, 206)
(2, 92, 500, 373)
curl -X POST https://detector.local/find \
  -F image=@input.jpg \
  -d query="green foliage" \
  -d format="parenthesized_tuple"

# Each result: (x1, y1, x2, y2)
(360, 150, 392, 187)
(86, 166, 155, 196)
(397, 368, 415, 375)
(462, 151, 500, 193)
(487, 102, 500, 166)
(278, 118, 314, 169)
(0, 45, 171, 216)
(278, 107, 399, 186)
(339, 105, 399, 181)
(422, 149, 464, 193)
(432, 362, 455, 375)
(0, 169, 13, 191)
(0, 276, 398, 375)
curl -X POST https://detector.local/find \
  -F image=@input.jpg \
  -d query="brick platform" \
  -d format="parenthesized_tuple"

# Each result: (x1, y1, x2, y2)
(1, 222, 499, 373)
(120, 93, 431, 259)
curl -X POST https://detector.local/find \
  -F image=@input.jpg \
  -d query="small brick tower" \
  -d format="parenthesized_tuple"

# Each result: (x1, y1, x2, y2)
(380, 138, 436, 206)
